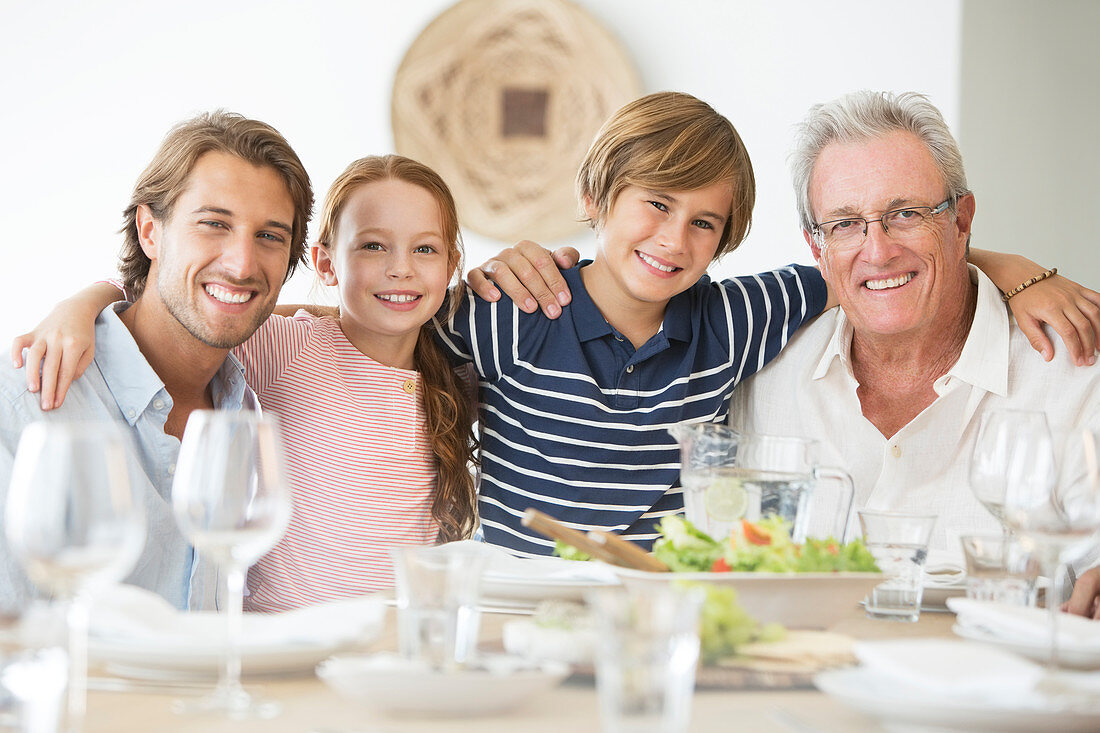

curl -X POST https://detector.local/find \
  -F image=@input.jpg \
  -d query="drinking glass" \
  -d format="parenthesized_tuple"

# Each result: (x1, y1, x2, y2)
(5, 421, 146, 733)
(1000, 422, 1100, 677)
(969, 409, 1056, 531)
(171, 411, 291, 719)
(858, 511, 937, 622)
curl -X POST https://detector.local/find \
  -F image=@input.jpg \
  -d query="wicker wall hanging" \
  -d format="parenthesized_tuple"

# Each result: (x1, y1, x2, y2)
(392, 0, 642, 243)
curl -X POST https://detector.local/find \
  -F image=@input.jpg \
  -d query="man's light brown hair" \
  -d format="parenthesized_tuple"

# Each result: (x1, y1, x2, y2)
(119, 110, 314, 298)
(575, 91, 755, 259)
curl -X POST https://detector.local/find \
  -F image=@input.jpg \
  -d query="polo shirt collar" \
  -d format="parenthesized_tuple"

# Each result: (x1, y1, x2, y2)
(810, 264, 1009, 396)
(565, 260, 694, 344)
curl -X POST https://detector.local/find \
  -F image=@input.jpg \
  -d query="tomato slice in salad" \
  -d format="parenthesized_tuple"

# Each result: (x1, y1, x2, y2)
(741, 519, 773, 546)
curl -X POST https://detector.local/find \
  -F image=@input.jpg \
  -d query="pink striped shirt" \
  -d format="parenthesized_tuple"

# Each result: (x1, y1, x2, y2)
(235, 311, 439, 613)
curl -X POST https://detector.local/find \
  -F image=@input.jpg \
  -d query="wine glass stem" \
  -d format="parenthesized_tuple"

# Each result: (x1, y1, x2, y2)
(1048, 557, 1063, 673)
(66, 595, 89, 733)
(218, 564, 246, 699)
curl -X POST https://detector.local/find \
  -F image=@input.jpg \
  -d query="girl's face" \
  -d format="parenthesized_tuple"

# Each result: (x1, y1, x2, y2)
(313, 178, 454, 368)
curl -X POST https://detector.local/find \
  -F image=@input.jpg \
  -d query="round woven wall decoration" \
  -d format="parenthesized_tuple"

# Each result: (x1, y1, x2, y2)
(392, 0, 642, 243)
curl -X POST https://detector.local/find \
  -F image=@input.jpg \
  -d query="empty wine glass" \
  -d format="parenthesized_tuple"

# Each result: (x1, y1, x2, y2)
(1000, 422, 1100, 679)
(171, 411, 291, 719)
(5, 421, 146, 733)
(969, 409, 1056, 531)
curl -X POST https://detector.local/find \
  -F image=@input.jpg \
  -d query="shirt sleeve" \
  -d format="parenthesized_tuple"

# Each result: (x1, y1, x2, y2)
(232, 311, 315, 394)
(713, 264, 828, 383)
(435, 289, 524, 382)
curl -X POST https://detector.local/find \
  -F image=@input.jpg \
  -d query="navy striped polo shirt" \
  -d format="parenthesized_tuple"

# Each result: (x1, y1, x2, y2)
(437, 262, 827, 556)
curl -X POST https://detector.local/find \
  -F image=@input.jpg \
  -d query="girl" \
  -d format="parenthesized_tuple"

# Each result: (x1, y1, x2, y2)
(21, 155, 479, 611)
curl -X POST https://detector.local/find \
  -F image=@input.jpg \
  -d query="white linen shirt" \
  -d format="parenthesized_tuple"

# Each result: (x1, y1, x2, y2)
(730, 266, 1100, 565)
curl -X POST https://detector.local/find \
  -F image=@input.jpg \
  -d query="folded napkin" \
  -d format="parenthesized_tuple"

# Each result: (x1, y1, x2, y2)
(948, 597, 1100, 652)
(90, 584, 385, 649)
(449, 540, 620, 583)
(923, 550, 966, 587)
(853, 638, 1043, 700)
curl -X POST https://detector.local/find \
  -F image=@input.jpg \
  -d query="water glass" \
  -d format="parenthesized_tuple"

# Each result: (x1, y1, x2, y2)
(859, 511, 937, 622)
(960, 533, 1039, 605)
(0, 648, 66, 733)
(591, 586, 703, 733)
(391, 544, 490, 669)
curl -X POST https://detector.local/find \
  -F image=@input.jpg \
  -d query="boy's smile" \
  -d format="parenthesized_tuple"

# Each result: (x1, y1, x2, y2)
(582, 183, 731, 346)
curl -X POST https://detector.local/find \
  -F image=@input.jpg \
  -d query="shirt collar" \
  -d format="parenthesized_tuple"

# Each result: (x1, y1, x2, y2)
(565, 260, 694, 344)
(945, 265, 1010, 396)
(811, 264, 1010, 396)
(95, 302, 254, 425)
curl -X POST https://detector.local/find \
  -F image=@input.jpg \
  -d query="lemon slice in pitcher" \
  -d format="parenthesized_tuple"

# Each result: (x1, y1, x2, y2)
(705, 477, 749, 521)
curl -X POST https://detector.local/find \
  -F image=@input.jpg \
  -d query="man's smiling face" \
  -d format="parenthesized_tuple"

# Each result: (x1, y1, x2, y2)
(143, 150, 295, 349)
(807, 130, 975, 341)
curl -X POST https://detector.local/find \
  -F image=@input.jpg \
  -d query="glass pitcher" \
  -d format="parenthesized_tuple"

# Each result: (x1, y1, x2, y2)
(668, 423, 854, 543)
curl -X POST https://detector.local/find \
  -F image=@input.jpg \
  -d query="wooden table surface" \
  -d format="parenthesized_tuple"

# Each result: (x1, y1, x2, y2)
(81, 606, 957, 733)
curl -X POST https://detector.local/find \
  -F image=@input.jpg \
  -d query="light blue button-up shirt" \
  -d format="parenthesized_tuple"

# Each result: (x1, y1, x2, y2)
(0, 302, 255, 613)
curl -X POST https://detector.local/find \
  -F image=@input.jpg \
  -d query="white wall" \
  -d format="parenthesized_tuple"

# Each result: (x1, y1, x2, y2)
(0, 0, 962, 341)
(959, 0, 1100, 288)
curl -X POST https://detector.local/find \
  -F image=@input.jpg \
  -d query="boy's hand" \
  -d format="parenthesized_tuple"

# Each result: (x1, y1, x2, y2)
(1008, 273, 1100, 366)
(466, 241, 580, 319)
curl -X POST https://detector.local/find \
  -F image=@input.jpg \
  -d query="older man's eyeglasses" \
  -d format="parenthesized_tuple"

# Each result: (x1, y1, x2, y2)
(812, 199, 952, 252)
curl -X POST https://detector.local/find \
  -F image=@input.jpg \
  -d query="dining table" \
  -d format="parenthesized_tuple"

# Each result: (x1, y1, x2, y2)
(79, 602, 957, 733)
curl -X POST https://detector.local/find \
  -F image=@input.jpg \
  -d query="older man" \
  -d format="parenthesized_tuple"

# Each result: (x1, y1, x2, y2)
(468, 91, 1100, 565)
(0, 111, 313, 612)
(724, 91, 1100, 560)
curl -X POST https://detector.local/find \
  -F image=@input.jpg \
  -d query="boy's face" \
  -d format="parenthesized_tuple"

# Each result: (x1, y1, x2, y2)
(587, 183, 731, 308)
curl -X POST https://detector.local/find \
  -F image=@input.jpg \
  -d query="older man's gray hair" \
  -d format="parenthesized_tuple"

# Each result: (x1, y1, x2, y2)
(790, 90, 972, 233)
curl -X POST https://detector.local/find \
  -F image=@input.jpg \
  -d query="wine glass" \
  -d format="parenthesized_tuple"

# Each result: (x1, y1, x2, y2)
(1001, 422, 1100, 679)
(969, 409, 1057, 532)
(5, 421, 146, 733)
(171, 411, 291, 719)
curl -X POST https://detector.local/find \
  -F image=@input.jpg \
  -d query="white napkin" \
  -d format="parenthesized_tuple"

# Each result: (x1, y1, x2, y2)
(90, 583, 385, 649)
(450, 540, 620, 583)
(948, 597, 1100, 652)
(923, 549, 966, 587)
(853, 638, 1043, 700)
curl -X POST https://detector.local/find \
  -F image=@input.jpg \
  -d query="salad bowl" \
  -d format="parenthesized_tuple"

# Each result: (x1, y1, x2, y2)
(612, 567, 881, 629)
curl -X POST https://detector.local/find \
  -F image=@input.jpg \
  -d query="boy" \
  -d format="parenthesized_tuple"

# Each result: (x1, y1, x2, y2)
(437, 92, 828, 555)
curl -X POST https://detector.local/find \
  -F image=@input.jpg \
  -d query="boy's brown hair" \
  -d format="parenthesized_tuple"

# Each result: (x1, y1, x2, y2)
(575, 91, 755, 259)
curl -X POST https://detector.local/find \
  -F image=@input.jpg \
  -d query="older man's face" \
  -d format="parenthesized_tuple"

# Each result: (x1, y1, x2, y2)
(806, 130, 975, 341)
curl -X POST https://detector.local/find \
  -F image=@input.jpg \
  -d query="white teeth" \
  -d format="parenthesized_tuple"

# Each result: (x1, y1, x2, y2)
(377, 294, 420, 303)
(204, 284, 252, 303)
(638, 252, 676, 272)
(865, 273, 914, 291)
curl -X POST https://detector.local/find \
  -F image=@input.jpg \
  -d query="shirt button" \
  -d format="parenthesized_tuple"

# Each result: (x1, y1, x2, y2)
(626, 365, 634, 374)
(891, 444, 901, 458)
(614, 335, 623, 342)
(168, 463, 176, 475)
(153, 398, 165, 410)
(126, 408, 136, 419)
(402, 379, 416, 394)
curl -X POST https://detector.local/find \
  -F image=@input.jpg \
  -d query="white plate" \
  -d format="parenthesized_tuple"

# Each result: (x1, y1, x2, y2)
(89, 636, 361, 680)
(317, 653, 569, 715)
(952, 623, 1100, 670)
(816, 666, 1100, 732)
(613, 568, 882, 629)
(481, 571, 615, 607)
(88, 596, 387, 680)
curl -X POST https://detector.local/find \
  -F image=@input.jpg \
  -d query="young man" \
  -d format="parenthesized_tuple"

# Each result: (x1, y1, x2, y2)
(0, 112, 313, 612)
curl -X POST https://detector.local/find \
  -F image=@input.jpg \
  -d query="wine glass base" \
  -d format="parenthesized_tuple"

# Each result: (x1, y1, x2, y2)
(171, 686, 281, 720)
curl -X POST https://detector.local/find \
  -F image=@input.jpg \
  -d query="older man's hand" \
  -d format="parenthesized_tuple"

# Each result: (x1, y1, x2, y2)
(1064, 566, 1100, 620)
(465, 241, 581, 319)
